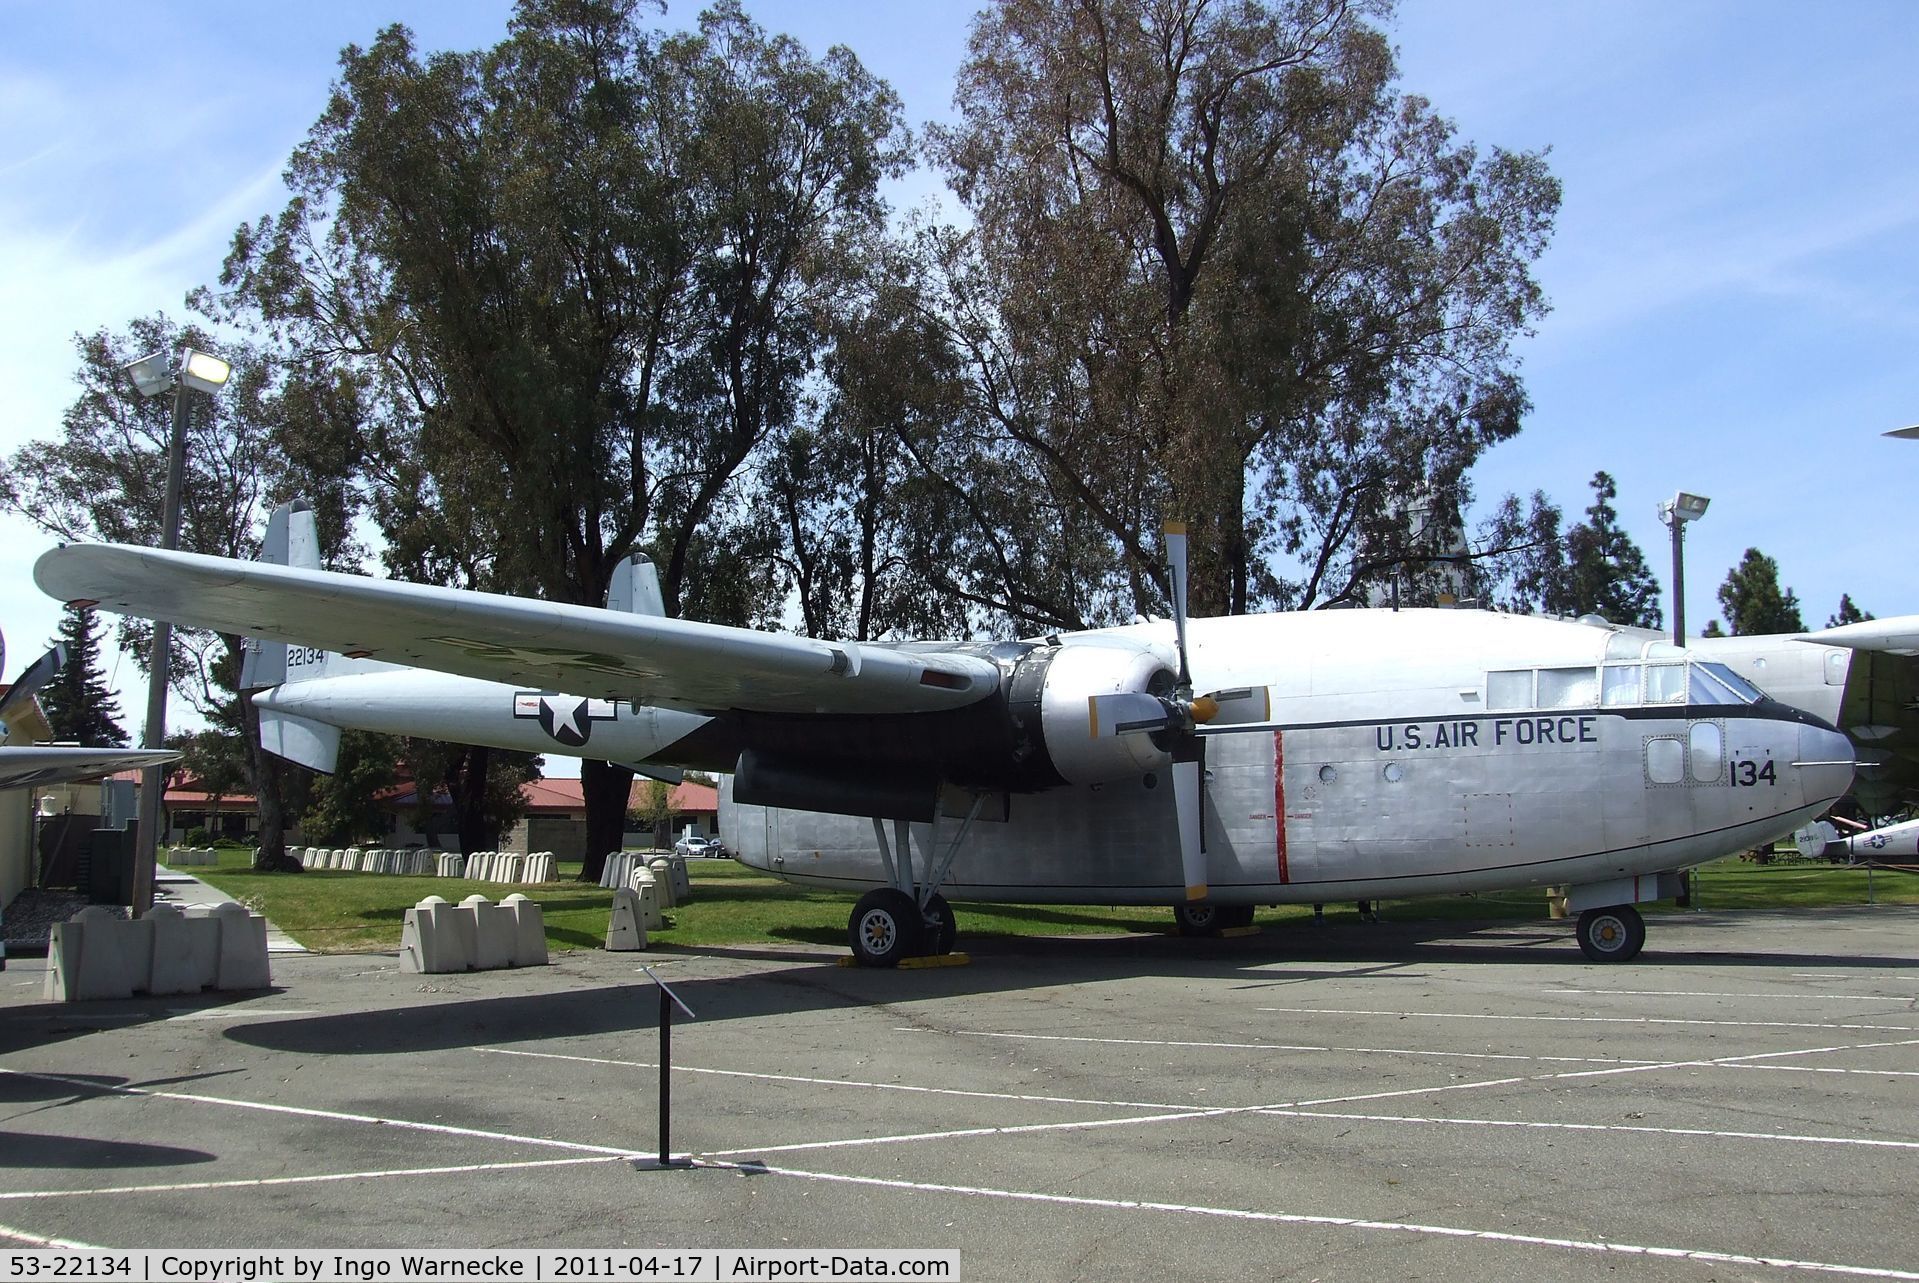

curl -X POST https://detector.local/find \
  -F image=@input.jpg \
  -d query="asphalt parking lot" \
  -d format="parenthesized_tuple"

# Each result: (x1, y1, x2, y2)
(2, 907, 1916, 1281)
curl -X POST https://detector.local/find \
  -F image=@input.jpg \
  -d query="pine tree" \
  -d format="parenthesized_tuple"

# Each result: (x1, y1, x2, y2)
(1828, 594, 1874, 628)
(1717, 548, 1805, 635)
(1544, 472, 1664, 628)
(38, 605, 127, 746)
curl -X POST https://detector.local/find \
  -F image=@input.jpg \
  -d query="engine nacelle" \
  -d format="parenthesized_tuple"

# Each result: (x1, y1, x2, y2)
(1034, 639, 1177, 785)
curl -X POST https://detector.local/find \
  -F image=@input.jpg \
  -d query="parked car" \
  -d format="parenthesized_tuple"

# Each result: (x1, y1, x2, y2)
(674, 835, 729, 859)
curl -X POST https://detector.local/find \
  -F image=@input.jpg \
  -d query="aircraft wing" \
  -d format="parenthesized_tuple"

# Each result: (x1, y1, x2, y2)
(1801, 615, 1919, 656)
(34, 543, 999, 717)
(0, 746, 179, 790)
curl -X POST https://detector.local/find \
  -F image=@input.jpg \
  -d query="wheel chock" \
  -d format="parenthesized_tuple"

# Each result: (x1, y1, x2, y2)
(838, 952, 972, 969)
(1219, 925, 1262, 938)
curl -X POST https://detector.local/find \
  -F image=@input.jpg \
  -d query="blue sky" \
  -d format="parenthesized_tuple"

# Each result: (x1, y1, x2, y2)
(1, 0, 1914, 753)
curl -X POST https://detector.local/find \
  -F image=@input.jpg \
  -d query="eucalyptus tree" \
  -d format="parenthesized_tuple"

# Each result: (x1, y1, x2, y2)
(214, 0, 910, 875)
(925, 0, 1559, 618)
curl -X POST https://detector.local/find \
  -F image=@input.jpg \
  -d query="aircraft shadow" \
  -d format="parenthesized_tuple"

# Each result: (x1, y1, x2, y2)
(218, 911, 1919, 1060)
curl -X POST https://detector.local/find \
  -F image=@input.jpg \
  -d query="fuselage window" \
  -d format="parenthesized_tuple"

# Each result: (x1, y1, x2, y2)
(1645, 663, 1687, 705)
(1538, 666, 1599, 709)
(1645, 736, 1686, 785)
(1487, 669, 1533, 711)
(1602, 664, 1641, 707)
(1689, 721, 1725, 783)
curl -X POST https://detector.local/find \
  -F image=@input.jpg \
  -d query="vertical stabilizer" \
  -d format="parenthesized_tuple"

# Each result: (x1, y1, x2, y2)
(607, 552, 666, 616)
(240, 500, 319, 691)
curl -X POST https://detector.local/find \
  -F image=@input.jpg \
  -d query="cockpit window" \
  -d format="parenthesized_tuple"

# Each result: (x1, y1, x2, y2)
(1688, 665, 1745, 706)
(1601, 664, 1641, 707)
(1645, 663, 1687, 704)
(1701, 662, 1766, 704)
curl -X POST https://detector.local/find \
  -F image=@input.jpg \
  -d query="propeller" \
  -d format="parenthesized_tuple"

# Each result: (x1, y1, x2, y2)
(0, 642, 67, 743)
(1083, 526, 1276, 902)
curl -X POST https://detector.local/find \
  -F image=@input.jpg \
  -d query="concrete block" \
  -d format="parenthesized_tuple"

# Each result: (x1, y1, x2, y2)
(210, 903, 271, 991)
(605, 888, 647, 950)
(667, 855, 691, 902)
(45, 907, 139, 1001)
(462, 895, 513, 971)
(146, 904, 218, 995)
(399, 895, 471, 973)
(499, 893, 548, 966)
(646, 858, 678, 908)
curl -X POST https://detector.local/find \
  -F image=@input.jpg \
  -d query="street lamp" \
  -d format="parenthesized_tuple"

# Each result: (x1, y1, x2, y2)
(1656, 490, 1710, 647)
(122, 346, 230, 916)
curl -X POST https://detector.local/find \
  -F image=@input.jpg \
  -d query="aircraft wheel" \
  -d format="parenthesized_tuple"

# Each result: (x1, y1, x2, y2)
(1173, 902, 1221, 937)
(1217, 904, 1255, 930)
(921, 893, 958, 956)
(1575, 905, 1645, 963)
(850, 889, 924, 967)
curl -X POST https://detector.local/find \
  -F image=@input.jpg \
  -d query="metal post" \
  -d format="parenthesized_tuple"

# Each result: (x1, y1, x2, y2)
(658, 984, 672, 1166)
(1670, 518, 1686, 647)
(634, 966, 695, 1171)
(133, 384, 192, 917)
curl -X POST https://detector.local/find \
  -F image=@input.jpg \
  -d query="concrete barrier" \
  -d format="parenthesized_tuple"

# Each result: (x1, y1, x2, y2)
(605, 888, 647, 950)
(500, 894, 547, 967)
(45, 903, 270, 1000)
(462, 895, 514, 970)
(400, 895, 470, 973)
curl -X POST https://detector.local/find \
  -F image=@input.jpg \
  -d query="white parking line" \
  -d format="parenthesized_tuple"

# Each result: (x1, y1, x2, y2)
(0, 1068, 637, 1157)
(1548, 988, 1916, 1003)
(1258, 1006, 1918, 1032)
(936, 1028, 1664, 1065)
(0, 1220, 95, 1248)
(717, 1161, 1919, 1281)
(477, 1047, 1187, 1111)
(1256, 1108, 1919, 1151)
(1724, 1064, 1919, 1079)
(0, 1157, 629, 1203)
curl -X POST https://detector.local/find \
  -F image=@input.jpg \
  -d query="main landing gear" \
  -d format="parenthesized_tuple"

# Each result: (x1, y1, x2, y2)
(1575, 904, 1645, 962)
(1172, 902, 1254, 937)
(846, 804, 980, 968)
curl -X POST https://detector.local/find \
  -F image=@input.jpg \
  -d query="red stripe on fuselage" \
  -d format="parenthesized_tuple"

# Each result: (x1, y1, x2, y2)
(1274, 729, 1289, 884)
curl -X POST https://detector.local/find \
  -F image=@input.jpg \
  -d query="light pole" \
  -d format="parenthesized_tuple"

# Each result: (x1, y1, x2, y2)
(1656, 490, 1710, 647)
(122, 347, 230, 916)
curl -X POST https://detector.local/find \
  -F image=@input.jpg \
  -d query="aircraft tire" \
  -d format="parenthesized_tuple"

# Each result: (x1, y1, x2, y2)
(850, 888, 924, 967)
(1575, 905, 1645, 963)
(1173, 903, 1221, 937)
(922, 893, 958, 957)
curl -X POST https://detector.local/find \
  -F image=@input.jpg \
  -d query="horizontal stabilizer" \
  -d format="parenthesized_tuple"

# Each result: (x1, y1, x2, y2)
(259, 707, 342, 773)
(1800, 614, 1919, 656)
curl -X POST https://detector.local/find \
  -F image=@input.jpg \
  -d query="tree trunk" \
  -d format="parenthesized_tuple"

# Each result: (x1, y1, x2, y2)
(453, 745, 493, 854)
(580, 759, 635, 883)
(239, 688, 302, 873)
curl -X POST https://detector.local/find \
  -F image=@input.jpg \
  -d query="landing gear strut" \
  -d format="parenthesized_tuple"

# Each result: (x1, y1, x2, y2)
(845, 801, 982, 967)
(1575, 904, 1645, 962)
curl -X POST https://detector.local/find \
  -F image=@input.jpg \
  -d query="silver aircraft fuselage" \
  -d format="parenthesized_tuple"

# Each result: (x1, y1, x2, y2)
(725, 610, 1854, 904)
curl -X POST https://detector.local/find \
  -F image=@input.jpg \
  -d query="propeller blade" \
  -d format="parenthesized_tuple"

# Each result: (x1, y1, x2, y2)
(0, 643, 66, 724)
(1088, 691, 1172, 739)
(1172, 749, 1206, 901)
(1164, 522, 1191, 690)
(1198, 685, 1271, 728)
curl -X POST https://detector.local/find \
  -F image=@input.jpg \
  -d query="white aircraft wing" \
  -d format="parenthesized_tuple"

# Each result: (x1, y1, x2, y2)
(35, 543, 999, 716)
(1800, 615, 1919, 657)
(0, 746, 179, 790)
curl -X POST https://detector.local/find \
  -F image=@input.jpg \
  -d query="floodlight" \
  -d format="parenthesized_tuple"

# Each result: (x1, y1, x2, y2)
(179, 348, 231, 394)
(123, 351, 176, 398)
(1670, 491, 1710, 522)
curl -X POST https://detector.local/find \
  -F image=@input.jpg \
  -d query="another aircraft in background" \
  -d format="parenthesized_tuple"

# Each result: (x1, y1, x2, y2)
(36, 507, 1854, 965)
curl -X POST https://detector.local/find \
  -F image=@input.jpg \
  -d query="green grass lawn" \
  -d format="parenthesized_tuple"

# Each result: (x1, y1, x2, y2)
(190, 849, 1919, 955)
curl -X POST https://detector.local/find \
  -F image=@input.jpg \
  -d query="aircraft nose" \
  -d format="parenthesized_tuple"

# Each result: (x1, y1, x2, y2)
(1796, 723, 1856, 807)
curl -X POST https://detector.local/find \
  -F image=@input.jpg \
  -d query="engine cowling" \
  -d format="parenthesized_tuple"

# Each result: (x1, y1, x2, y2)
(1031, 639, 1178, 785)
